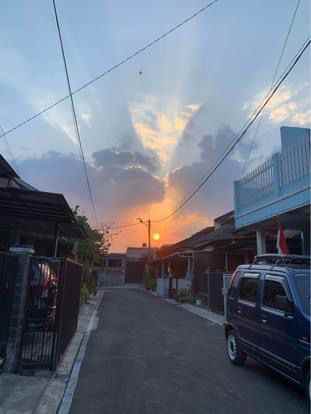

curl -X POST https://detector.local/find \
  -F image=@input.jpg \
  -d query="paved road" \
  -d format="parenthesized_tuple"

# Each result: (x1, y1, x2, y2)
(70, 289, 309, 414)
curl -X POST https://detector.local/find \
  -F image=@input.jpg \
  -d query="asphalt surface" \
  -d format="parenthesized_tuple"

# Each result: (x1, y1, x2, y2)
(70, 288, 309, 414)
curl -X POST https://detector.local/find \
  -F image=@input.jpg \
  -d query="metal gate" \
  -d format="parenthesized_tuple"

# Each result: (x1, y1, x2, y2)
(0, 254, 17, 358)
(20, 257, 62, 370)
(20, 257, 83, 370)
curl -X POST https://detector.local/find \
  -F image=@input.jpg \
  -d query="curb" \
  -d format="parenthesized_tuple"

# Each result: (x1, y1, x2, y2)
(34, 290, 104, 414)
(143, 289, 224, 326)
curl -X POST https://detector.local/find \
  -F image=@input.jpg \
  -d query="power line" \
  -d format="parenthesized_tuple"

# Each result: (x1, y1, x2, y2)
(242, 0, 301, 175)
(153, 38, 310, 223)
(0, 0, 220, 141)
(102, 37, 310, 231)
(52, 0, 98, 226)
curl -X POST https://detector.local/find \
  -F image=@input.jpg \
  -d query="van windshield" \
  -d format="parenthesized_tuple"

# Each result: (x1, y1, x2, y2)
(294, 272, 310, 315)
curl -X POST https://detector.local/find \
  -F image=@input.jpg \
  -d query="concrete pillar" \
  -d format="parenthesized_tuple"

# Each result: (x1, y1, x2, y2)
(256, 230, 266, 255)
(4, 254, 31, 373)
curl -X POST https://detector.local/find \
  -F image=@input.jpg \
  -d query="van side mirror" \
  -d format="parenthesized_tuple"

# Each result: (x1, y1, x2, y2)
(275, 295, 294, 315)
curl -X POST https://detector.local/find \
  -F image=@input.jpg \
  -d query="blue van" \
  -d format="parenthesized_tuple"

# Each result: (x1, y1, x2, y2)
(224, 255, 310, 397)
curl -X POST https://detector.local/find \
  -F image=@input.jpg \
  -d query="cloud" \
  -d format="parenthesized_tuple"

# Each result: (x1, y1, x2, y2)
(18, 149, 165, 225)
(93, 148, 159, 173)
(167, 125, 253, 219)
(129, 96, 200, 166)
(244, 85, 311, 127)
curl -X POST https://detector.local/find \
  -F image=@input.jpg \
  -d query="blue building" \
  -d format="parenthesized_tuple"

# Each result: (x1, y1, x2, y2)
(234, 126, 310, 255)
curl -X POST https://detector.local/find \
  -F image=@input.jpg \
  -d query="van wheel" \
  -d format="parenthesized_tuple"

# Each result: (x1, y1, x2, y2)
(227, 330, 246, 366)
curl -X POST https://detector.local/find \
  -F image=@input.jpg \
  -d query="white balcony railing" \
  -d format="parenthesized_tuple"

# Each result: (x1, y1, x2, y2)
(235, 138, 310, 223)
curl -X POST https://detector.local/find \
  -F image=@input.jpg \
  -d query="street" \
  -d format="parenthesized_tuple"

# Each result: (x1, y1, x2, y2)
(70, 288, 308, 414)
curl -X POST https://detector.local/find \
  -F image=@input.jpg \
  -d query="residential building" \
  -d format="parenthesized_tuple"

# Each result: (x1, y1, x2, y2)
(234, 126, 310, 255)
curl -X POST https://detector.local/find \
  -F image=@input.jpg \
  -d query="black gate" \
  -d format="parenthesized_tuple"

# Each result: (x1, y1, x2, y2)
(0, 254, 17, 358)
(195, 272, 225, 315)
(20, 257, 62, 370)
(20, 257, 82, 370)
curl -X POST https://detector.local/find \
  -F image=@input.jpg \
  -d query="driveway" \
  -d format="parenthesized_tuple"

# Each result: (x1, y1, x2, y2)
(70, 288, 308, 414)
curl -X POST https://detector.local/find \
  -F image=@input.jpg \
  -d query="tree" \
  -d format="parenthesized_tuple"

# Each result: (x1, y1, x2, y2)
(73, 206, 110, 266)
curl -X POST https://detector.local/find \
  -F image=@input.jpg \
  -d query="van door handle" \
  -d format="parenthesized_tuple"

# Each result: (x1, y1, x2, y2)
(261, 319, 267, 324)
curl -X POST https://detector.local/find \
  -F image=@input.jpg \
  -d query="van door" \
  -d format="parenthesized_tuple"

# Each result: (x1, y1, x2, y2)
(260, 274, 300, 378)
(234, 272, 261, 354)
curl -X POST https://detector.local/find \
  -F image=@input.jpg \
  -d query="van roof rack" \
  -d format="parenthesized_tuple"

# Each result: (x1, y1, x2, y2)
(253, 254, 310, 267)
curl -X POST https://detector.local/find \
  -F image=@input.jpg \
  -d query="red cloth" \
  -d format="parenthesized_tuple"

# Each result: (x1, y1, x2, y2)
(277, 225, 289, 255)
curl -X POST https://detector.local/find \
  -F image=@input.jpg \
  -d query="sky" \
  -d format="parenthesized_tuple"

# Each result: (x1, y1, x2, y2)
(0, 0, 310, 252)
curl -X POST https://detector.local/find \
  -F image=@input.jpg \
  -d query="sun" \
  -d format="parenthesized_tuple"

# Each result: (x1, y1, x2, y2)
(152, 232, 161, 241)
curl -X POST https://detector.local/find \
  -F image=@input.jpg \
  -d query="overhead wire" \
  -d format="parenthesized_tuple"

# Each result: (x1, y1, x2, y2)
(0, 0, 220, 141)
(153, 38, 311, 223)
(241, 0, 302, 175)
(52, 0, 98, 226)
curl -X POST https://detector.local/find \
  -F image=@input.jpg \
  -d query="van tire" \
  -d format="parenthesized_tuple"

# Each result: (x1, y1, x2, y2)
(227, 330, 246, 366)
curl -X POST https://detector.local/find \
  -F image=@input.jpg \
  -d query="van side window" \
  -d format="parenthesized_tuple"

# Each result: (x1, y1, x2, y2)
(238, 276, 258, 303)
(263, 279, 288, 311)
(228, 271, 240, 299)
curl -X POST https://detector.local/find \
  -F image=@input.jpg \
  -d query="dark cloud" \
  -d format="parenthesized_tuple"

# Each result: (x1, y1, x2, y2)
(93, 148, 159, 173)
(168, 125, 254, 219)
(18, 150, 165, 223)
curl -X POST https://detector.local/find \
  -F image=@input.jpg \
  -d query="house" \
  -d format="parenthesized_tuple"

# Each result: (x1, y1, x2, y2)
(99, 253, 126, 286)
(125, 247, 156, 283)
(234, 126, 310, 255)
(0, 154, 86, 372)
(0, 155, 84, 256)
(153, 211, 257, 310)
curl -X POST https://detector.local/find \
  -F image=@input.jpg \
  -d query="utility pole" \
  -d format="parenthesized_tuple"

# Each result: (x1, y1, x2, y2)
(137, 217, 151, 251)
(147, 219, 151, 250)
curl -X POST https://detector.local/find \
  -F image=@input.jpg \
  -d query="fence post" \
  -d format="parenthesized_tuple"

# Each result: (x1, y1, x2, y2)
(272, 153, 281, 196)
(4, 254, 30, 373)
(222, 273, 232, 322)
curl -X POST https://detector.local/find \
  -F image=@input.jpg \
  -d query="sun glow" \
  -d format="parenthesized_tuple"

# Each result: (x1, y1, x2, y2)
(152, 232, 161, 241)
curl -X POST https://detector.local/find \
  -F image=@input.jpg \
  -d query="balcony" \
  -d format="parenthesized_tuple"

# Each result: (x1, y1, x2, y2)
(234, 137, 310, 228)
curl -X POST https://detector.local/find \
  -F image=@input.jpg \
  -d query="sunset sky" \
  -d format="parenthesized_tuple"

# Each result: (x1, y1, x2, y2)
(0, 0, 310, 251)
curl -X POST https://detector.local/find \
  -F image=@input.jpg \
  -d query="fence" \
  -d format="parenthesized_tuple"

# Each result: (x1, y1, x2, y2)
(235, 139, 310, 216)
(195, 272, 225, 315)
(20, 257, 82, 370)
(0, 254, 18, 357)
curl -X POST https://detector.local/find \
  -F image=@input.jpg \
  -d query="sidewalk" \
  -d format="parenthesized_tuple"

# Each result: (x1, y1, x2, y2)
(147, 289, 225, 326)
(0, 290, 104, 414)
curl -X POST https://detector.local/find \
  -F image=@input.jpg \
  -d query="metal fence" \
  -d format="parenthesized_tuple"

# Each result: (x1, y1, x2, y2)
(0, 254, 17, 357)
(195, 272, 225, 315)
(20, 257, 82, 370)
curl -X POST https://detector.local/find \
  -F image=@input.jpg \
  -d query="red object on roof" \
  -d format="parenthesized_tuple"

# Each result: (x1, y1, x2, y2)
(277, 225, 289, 255)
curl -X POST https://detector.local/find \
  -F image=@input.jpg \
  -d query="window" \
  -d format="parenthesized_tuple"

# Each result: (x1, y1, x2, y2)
(239, 276, 258, 303)
(294, 272, 310, 315)
(228, 271, 240, 299)
(263, 278, 289, 311)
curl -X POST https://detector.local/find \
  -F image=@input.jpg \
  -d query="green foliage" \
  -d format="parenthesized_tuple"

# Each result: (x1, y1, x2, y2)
(80, 283, 89, 304)
(73, 206, 110, 266)
(143, 264, 156, 290)
(176, 288, 194, 304)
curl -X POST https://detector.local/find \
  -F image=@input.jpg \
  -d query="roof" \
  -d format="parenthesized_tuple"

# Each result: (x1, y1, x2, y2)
(106, 253, 126, 258)
(0, 155, 19, 178)
(0, 188, 85, 239)
(126, 247, 156, 259)
(158, 226, 215, 258)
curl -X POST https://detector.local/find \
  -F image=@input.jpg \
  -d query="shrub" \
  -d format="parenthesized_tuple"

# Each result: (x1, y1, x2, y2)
(176, 288, 194, 303)
(143, 265, 156, 290)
